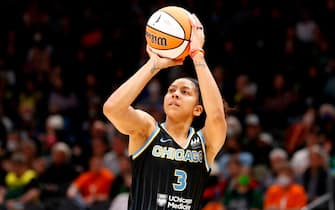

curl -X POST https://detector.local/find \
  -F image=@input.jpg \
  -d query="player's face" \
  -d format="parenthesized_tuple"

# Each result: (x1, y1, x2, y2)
(163, 78, 202, 120)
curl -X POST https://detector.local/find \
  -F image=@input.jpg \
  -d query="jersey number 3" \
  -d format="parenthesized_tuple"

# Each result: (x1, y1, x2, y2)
(173, 169, 187, 191)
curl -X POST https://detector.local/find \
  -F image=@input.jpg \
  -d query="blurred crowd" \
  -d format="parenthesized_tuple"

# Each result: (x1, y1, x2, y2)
(0, 0, 335, 210)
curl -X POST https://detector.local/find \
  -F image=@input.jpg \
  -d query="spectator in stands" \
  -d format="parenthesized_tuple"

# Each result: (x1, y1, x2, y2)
(39, 142, 78, 210)
(64, 156, 114, 210)
(284, 107, 317, 155)
(19, 139, 37, 169)
(38, 114, 65, 153)
(260, 148, 289, 192)
(216, 135, 253, 179)
(296, 8, 318, 44)
(202, 201, 225, 210)
(108, 155, 131, 210)
(4, 130, 21, 156)
(18, 79, 42, 126)
(215, 115, 253, 179)
(0, 152, 42, 210)
(299, 145, 329, 202)
(90, 137, 109, 158)
(48, 75, 78, 115)
(103, 133, 128, 176)
(90, 120, 107, 140)
(291, 130, 321, 176)
(264, 162, 307, 210)
(204, 155, 245, 204)
(255, 132, 274, 167)
(241, 114, 262, 157)
(0, 105, 12, 157)
(222, 167, 262, 210)
(226, 116, 243, 140)
(319, 103, 335, 143)
(262, 73, 298, 130)
(233, 74, 251, 105)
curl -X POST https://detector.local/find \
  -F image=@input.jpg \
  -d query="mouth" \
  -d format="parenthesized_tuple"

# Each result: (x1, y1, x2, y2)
(168, 101, 180, 107)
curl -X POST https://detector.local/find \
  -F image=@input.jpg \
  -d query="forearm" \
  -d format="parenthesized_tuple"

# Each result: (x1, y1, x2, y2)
(103, 59, 159, 115)
(18, 189, 40, 203)
(192, 54, 225, 118)
(0, 187, 6, 203)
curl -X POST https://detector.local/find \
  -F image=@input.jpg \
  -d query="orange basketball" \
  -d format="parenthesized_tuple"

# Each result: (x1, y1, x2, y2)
(145, 6, 192, 60)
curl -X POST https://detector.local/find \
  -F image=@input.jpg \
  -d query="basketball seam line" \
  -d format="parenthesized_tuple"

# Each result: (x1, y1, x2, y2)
(161, 10, 190, 41)
(146, 25, 189, 51)
(147, 25, 191, 50)
(146, 25, 190, 42)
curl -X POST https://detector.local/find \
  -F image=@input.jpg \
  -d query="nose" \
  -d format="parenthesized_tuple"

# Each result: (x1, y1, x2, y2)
(172, 91, 179, 99)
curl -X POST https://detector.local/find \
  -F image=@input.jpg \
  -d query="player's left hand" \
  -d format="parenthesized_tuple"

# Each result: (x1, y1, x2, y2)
(189, 14, 205, 52)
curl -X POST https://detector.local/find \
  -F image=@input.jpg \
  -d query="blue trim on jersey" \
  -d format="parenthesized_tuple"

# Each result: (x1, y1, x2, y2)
(160, 122, 195, 149)
(197, 130, 211, 172)
(183, 127, 195, 149)
(131, 124, 160, 160)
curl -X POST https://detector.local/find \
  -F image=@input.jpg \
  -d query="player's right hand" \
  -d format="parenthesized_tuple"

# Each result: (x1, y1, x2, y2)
(146, 45, 184, 70)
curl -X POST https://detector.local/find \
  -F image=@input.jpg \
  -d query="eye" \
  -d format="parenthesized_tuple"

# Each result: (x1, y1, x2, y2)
(181, 90, 190, 95)
(168, 87, 175, 93)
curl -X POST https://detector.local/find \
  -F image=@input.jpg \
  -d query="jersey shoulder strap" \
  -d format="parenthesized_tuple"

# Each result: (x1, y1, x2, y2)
(131, 123, 160, 159)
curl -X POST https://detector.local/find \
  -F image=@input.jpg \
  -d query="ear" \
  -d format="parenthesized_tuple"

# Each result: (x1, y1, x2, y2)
(193, 104, 203, 117)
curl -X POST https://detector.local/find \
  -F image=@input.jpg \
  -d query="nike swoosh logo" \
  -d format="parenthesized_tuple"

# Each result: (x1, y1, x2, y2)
(160, 138, 172, 143)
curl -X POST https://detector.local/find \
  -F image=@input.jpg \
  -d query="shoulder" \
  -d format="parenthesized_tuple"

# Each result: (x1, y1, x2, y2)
(73, 171, 92, 186)
(266, 184, 283, 194)
(129, 122, 160, 157)
(22, 170, 38, 182)
(290, 183, 306, 193)
(101, 168, 114, 179)
(127, 111, 157, 144)
(75, 171, 91, 181)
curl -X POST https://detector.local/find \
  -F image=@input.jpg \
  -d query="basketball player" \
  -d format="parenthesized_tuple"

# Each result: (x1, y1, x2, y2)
(103, 14, 227, 210)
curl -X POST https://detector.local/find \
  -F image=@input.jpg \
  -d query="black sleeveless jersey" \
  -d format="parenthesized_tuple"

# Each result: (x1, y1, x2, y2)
(128, 123, 211, 210)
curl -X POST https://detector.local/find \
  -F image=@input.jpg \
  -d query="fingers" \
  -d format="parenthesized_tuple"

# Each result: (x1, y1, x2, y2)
(189, 13, 203, 28)
(146, 44, 184, 67)
(174, 57, 185, 65)
(189, 13, 205, 50)
(192, 14, 203, 28)
(146, 45, 150, 54)
(188, 13, 196, 26)
(146, 45, 157, 58)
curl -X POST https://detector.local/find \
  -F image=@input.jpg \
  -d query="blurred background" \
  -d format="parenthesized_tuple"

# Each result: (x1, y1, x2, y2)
(0, 0, 334, 210)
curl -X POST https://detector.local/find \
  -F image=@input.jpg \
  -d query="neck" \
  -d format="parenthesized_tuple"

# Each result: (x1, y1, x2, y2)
(165, 118, 191, 143)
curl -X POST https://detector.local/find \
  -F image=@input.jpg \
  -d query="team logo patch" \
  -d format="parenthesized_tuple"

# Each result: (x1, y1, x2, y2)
(190, 136, 201, 148)
(157, 193, 168, 207)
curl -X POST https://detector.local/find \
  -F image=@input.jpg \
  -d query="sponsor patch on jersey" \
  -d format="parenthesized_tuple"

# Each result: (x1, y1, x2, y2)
(157, 193, 168, 207)
(157, 193, 192, 210)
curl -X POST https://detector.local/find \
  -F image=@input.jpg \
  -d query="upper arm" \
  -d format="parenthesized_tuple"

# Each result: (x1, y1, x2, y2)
(104, 105, 156, 155)
(104, 105, 156, 138)
(202, 114, 227, 164)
